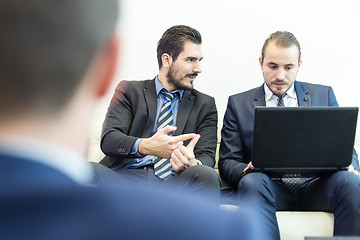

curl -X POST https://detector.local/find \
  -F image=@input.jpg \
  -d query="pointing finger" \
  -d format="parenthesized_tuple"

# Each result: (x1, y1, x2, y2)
(160, 125, 177, 135)
(172, 133, 197, 143)
(186, 134, 200, 151)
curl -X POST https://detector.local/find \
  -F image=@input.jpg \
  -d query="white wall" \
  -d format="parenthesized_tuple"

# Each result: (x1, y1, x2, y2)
(92, 0, 360, 145)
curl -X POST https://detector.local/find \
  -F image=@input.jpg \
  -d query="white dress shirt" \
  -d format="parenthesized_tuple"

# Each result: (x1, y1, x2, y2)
(264, 83, 298, 107)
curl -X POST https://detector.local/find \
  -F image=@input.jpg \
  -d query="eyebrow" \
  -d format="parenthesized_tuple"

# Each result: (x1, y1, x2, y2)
(267, 62, 295, 67)
(186, 56, 204, 61)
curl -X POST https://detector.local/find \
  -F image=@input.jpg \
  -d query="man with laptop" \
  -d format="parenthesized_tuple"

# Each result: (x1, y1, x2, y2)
(219, 31, 360, 239)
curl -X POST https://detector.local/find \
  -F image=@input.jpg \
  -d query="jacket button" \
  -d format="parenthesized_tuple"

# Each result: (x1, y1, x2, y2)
(117, 148, 126, 153)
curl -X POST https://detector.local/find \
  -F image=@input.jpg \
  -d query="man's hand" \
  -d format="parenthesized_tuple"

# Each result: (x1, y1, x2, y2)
(348, 165, 359, 176)
(138, 126, 196, 159)
(243, 162, 254, 172)
(170, 134, 200, 173)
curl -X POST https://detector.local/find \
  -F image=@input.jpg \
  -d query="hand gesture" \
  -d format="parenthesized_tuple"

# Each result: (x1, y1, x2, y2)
(138, 126, 196, 159)
(170, 134, 200, 172)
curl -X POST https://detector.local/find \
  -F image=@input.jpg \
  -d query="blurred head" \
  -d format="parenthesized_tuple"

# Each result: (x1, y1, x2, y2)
(259, 31, 302, 97)
(0, 0, 119, 120)
(157, 25, 203, 91)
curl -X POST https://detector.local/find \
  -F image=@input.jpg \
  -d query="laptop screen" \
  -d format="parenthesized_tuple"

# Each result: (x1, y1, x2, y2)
(252, 107, 358, 173)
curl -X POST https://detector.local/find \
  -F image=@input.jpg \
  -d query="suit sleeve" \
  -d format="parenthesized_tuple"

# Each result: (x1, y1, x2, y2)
(218, 96, 249, 187)
(328, 86, 339, 107)
(193, 97, 218, 167)
(329, 87, 359, 170)
(100, 81, 138, 158)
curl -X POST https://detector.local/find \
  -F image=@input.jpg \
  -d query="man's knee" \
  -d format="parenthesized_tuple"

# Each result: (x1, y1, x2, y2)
(329, 171, 360, 198)
(237, 172, 272, 194)
(180, 165, 220, 187)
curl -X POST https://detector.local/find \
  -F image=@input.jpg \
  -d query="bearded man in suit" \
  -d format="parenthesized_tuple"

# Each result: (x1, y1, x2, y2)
(100, 25, 220, 195)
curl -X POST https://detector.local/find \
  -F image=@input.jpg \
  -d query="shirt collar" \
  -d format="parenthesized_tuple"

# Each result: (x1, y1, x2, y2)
(0, 134, 93, 185)
(286, 84, 297, 99)
(155, 76, 184, 100)
(264, 83, 274, 102)
(264, 82, 297, 101)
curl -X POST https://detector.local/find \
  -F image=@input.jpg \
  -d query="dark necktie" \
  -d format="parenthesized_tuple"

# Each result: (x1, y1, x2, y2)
(277, 93, 301, 193)
(277, 93, 286, 107)
(154, 91, 177, 180)
(282, 173, 301, 194)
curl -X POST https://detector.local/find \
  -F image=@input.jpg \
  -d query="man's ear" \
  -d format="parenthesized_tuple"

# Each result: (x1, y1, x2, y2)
(95, 34, 120, 98)
(161, 53, 173, 69)
(259, 56, 264, 70)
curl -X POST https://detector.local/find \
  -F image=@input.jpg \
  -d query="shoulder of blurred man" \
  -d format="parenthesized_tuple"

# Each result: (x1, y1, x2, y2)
(0, 153, 264, 240)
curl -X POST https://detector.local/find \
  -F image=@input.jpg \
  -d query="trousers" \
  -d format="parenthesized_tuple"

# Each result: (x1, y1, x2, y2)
(237, 171, 360, 239)
(112, 165, 221, 200)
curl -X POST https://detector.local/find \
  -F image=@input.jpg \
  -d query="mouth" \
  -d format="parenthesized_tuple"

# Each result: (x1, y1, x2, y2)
(272, 81, 286, 87)
(186, 73, 198, 80)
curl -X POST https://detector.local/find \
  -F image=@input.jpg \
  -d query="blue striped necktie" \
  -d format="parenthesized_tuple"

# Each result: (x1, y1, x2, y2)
(154, 91, 178, 180)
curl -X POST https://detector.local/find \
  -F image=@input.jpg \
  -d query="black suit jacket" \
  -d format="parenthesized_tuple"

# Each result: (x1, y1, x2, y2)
(219, 81, 359, 187)
(100, 79, 218, 168)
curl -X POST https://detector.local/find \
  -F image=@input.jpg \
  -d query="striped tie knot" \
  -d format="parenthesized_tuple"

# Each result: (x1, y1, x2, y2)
(162, 91, 178, 102)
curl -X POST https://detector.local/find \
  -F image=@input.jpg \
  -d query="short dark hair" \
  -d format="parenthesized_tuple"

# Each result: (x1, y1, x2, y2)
(261, 31, 301, 63)
(157, 25, 202, 69)
(0, 0, 118, 118)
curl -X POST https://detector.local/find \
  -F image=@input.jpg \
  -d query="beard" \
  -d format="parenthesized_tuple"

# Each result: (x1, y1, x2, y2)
(166, 65, 196, 90)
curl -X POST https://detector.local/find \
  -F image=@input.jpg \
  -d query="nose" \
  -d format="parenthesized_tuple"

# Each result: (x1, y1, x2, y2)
(193, 61, 202, 73)
(275, 68, 285, 80)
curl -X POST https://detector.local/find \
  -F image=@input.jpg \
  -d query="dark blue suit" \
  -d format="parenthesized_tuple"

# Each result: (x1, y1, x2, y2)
(0, 152, 265, 240)
(219, 81, 360, 238)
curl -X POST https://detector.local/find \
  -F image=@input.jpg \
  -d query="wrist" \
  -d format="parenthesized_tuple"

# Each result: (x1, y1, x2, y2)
(190, 158, 200, 166)
(138, 138, 149, 156)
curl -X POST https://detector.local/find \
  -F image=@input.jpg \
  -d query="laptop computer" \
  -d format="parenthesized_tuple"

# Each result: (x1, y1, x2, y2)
(250, 106, 358, 178)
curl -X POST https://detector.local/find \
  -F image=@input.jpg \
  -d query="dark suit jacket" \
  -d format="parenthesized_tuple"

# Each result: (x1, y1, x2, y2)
(0, 152, 264, 240)
(219, 81, 359, 187)
(100, 79, 218, 168)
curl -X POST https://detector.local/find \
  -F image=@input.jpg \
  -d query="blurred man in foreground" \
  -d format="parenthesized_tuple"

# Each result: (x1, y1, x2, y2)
(0, 0, 263, 239)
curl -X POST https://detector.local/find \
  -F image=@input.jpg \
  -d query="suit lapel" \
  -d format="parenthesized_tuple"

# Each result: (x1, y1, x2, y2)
(175, 90, 194, 135)
(294, 81, 311, 106)
(253, 84, 266, 108)
(143, 79, 158, 137)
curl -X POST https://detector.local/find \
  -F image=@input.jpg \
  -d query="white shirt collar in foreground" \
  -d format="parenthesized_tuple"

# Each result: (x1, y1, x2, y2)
(0, 134, 93, 185)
